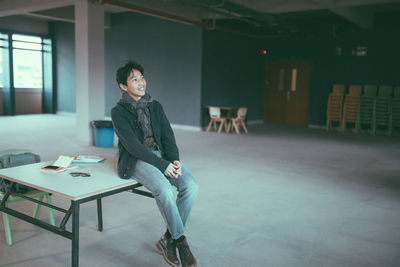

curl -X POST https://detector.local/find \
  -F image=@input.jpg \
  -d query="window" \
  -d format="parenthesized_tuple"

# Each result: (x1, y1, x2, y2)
(0, 33, 9, 88)
(0, 31, 54, 115)
(291, 68, 297, 92)
(12, 34, 43, 89)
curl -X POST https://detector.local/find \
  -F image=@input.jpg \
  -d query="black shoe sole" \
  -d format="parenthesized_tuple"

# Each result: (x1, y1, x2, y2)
(156, 241, 180, 267)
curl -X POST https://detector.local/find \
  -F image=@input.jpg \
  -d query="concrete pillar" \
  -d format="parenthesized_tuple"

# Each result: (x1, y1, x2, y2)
(74, 0, 105, 143)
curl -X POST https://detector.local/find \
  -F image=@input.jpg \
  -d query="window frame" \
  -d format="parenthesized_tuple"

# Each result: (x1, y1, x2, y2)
(0, 29, 55, 115)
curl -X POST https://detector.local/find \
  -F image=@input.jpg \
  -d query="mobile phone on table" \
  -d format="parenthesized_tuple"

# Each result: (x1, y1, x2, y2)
(41, 165, 64, 171)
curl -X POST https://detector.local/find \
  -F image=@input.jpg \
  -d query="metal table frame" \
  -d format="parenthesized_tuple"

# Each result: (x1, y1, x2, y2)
(0, 180, 153, 267)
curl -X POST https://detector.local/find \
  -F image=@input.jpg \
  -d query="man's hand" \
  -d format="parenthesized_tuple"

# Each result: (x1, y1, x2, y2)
(164, 163, 180, 178)
(164, 161, 182, 178)
(172, 160, 182, 176)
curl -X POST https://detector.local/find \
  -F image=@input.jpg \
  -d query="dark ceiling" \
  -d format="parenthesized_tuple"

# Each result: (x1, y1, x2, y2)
(2, 0, 400, 38)
(98, 0, 400, 38)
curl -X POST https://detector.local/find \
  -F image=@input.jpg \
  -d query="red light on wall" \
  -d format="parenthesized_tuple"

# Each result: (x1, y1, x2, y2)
(262, 50, 267, 55)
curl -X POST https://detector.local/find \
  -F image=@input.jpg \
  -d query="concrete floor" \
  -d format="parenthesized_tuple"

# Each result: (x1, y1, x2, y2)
(0, 114, 400, 267)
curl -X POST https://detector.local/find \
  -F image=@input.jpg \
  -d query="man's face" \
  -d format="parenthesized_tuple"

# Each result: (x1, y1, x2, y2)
(120, 69, 146, 101)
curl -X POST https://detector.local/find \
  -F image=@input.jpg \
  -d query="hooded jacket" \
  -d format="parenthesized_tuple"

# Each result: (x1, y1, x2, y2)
(111, 100, 179, 179)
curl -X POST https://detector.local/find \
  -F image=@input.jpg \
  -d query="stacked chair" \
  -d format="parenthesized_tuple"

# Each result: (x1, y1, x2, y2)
(341, 85, 362, 133)
(372, 85, 392, 136)
(326, 84, 345, 130)
(356, 84, 377, 134)
(326, 83, 400, 136)
(390, 87, 400, 136)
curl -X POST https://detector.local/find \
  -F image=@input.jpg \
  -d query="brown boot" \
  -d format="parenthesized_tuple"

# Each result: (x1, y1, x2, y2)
(176, 237, 197, 267)
(156, 235, 180, 267)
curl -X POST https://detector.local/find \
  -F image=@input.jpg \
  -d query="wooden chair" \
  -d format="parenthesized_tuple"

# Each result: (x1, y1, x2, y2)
(332, 84, 345, 95)
(326, 85, 344, 130)
(229, 107, 248, 134)
(349, 85, 362, 97)
(206, 106, 229, 133)
(341, 96, 360, 132)
(0, 150, 55, 246)
(340, 85, 362, 132)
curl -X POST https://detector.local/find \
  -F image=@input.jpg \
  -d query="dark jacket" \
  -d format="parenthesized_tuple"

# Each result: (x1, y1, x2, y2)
(111, 100, 179, 179)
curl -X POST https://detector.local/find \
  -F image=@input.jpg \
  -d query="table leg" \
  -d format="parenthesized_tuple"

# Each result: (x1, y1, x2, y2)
(97, 198, 103, 232)
(71, 201, 80, 267)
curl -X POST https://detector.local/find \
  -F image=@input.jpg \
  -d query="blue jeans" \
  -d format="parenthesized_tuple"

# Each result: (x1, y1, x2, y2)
(133, 151, 199, 239)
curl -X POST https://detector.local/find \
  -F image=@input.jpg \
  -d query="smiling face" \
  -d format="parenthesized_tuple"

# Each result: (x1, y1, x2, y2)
(119, 69, 146, 101)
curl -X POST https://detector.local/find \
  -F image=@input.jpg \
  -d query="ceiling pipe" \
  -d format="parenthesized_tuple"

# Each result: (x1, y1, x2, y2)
(172, 0, 306, 37)
(174, 0, 281, 29)
(102, 0, 261, 38)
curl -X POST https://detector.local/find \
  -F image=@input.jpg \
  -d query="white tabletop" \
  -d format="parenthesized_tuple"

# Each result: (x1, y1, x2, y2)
(0, 158, 139, 201)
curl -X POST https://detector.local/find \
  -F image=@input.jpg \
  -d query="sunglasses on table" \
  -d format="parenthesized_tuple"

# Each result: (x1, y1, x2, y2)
(69, 172, 91, 177)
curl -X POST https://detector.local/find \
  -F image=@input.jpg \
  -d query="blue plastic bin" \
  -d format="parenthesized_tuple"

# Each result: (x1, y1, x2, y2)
(92, 120, 114, 147)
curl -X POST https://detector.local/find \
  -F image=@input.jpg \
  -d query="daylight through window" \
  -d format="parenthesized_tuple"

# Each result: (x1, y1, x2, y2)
(12, 34, 43, 89)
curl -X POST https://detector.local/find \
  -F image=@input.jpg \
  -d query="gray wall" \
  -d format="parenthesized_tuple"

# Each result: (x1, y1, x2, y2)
(0, 15, 48, 35)
(201, 30, 265, 122)
(52, 12, 203, 126)
(105, 12, 203, 126)
(52, 21, 75, 113)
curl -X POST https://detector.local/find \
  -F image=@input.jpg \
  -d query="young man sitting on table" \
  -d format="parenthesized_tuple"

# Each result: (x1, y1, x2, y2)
(111, 60, 199, 267)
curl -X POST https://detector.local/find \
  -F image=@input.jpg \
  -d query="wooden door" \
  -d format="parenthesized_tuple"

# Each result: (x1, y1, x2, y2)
(264, 60, 312, 126)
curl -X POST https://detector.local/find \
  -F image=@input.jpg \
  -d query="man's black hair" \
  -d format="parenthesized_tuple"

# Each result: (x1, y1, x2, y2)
(116, 60, 144, 86)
